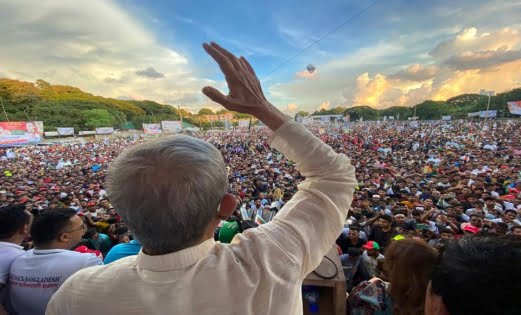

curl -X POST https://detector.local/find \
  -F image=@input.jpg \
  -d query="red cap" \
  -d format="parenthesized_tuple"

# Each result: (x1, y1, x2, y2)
(362, 241, 380, 250)
(463, 225, 479, 234)
(74, 246, 102, 259)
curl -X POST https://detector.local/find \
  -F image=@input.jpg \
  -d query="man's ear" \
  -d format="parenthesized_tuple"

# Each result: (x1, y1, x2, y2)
(217, 193, 238, 220)
(424, 281, 450, 315)
(57, 232, 69, 244)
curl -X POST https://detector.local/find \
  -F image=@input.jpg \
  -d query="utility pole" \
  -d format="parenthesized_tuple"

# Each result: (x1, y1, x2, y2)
(0, 97, 9, 122)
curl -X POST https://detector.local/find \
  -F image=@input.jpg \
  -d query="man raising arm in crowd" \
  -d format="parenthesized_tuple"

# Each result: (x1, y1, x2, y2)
(47, 42, 356, 315)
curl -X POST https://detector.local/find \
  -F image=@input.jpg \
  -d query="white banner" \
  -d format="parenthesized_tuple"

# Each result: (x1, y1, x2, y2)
(57, 127, 74, 136)
(238, 119, 249, 127)
(161, 120, 183, 132)
(79, 131, 96, 135)
(44, 131, 60, 137)
(388, 116, 394, 120)
(479, 110, 497, 118)
(96, 127, 114, 135)
(161, 121, 182, 133)
(507, 101, 521, 115)
(442, 115, 452, 121)
(143, 124, 161, 134)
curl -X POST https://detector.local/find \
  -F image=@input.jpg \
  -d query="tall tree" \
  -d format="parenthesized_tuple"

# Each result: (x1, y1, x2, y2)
(80, 109, 116, 128)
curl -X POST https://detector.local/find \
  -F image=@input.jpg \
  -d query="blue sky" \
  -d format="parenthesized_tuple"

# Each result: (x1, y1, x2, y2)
(1, 0, 521, 113)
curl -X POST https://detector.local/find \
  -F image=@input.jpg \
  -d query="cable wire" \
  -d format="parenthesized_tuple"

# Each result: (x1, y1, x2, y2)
(261, 1, 378, 79)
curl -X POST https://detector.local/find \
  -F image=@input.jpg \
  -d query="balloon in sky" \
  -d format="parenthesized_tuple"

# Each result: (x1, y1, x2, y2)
(306, 64, 316, 73)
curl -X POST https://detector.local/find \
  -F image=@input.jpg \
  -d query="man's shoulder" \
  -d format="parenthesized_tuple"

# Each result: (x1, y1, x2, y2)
(67, 255, 136, 282)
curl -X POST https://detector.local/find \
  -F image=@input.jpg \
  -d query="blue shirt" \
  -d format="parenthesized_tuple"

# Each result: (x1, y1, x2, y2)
(104, 240, 141, 264)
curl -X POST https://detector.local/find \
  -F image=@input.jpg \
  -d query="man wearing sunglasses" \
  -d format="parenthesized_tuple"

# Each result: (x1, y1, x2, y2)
(8, 208, 101, 315)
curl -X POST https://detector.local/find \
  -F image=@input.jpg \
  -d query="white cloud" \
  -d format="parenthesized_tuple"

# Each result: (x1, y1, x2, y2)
(318, 101, 331, 111)
(443, 46, 521, 70)
(271, 25, 521, 110)
(430, 27, 521, 59)
(390, 64, 438, 81)
(0, 0, 208, 107)
(295, 70, 317, 79)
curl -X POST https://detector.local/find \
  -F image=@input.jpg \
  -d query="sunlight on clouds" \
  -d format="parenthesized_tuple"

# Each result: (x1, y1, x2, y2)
(295, 70, 317, 80)
(0, 0, 203, 107)
(352, 27, 521, 108)
(287, 103, 299, 111)
(318, 101, 331, 110)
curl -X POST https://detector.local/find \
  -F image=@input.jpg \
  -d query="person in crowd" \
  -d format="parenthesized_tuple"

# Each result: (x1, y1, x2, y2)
(361, 241, 384, 278)
(340, 247, 371, 291)
(368, 214, 395, 250)
(426, 235, 521, 315)
(337, 224, 367, 254)
(510, 225, 521, 236)
(46, 42, 356, 314)
(8, 208, 102, 315)
(349, 239, 438, 315)
(103, 238, 141, 264)
(0, 205, 32, 314)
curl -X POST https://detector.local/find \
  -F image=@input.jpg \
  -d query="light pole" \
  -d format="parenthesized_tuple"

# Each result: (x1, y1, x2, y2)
(480, 89, 495, 125)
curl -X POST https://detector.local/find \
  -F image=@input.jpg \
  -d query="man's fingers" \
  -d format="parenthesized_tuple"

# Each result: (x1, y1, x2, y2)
(240, 56, 258, 77)
(203, 43, 236, 77)
(202, 86, 231, 106)
(210, 42, 242, 71)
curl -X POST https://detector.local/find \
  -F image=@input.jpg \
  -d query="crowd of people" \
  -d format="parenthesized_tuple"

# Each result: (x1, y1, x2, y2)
(1, 116, 521, 314)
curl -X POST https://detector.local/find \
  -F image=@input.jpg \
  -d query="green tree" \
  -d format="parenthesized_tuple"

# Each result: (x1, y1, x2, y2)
(80, 109, 116, 128)
(198, 108, 215, 115)
(296, 110, 310, 117)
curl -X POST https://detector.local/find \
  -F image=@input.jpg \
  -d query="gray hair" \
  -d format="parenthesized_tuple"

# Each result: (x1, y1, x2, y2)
(106, 135, 227, 253)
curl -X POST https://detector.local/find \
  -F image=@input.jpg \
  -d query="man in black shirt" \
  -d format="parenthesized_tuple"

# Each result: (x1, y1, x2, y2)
(336, 225, 367, 254)
(368, 214, 394, 250)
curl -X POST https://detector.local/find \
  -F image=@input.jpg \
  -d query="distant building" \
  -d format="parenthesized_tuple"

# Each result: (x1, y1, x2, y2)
(204, 113, 234, 122)
(308, 114, 344, 123)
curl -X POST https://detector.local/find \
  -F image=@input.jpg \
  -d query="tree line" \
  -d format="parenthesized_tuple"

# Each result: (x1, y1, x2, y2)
(1, 78, 520, 131)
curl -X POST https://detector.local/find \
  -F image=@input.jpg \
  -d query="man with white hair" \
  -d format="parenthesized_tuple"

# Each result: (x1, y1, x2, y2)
(47, 42, 356, 314)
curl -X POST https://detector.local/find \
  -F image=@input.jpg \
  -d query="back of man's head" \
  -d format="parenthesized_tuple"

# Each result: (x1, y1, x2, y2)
(31, 208, 77, 247)
(106, 135, 227, 254)
(0, 204, 31, 241)
(429, 235, 521, 315)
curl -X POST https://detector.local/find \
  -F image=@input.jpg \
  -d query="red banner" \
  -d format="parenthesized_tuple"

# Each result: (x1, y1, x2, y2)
(0, 122, 43, 147)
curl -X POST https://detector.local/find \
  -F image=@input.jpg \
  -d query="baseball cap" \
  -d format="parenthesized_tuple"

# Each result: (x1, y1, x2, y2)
(463, 225, 479, 234)
(362, 241, 380, 250)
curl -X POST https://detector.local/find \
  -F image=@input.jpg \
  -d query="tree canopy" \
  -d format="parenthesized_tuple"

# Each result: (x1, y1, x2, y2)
(1, 78, 520, 131)
(198, 108, 215, 115)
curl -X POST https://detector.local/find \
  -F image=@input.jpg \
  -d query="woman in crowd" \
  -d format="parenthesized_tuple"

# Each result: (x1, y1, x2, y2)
(348, 238, 439, 315)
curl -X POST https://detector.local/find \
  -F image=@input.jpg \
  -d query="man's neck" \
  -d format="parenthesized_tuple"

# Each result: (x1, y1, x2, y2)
(0, 236, 24, 246)
(35, 242, 70, 250)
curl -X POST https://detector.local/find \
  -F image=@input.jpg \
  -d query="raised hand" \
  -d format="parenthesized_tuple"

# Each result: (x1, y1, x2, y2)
(202, 42, 287, 130)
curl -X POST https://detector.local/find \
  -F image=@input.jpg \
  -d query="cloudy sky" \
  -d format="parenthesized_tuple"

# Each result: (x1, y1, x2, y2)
(1, 0, 521, 114)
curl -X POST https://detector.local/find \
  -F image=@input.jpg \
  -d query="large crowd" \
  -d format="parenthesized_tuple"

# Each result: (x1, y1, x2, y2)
(1, 118, 521, 314)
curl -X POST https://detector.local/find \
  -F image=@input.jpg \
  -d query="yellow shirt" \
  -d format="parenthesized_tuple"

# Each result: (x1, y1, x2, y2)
(46, 120, 356, 315)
